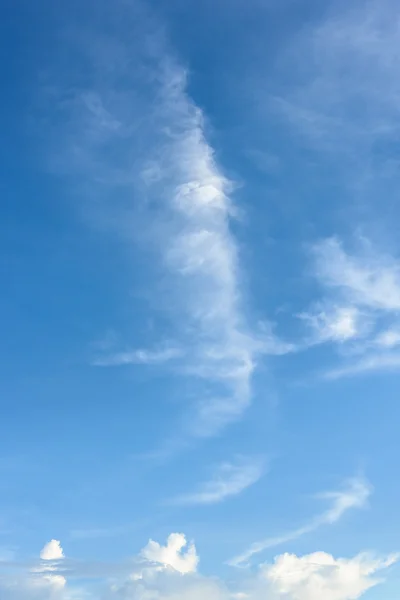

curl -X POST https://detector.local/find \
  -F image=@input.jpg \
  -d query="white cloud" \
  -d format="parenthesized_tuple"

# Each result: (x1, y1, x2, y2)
(317, 477, 371, 524)
(42, 574, 67, 588)
(0, 541, 68, 600)
(229, 477, 371, 566)
(300, 236, 400, 376)
(108, 548, 398, 600)
(263, 550, 398, 600)
(256, 321, 298, 356)
(92, 345, 183, 366)
(83, 534, 398, 600)
(312, 238, 400, 312)
(109, 570, 228, 600)
(300, 305, 365, 343)
(271, 0, 400, 375)
(141, 533, 199, 574)
(40, 540, 64, 561)
(321, 326, 400, 376)
(0, 533, 396, 600)
(325, 352, 400, 379)
(172, 458, 265, 505)
(48, 12, 262, 439)
(305, 237, 400, 375)
(0, 575, 67, 600)
(375, 328, 400, 348)
(147, 72, 260, 435)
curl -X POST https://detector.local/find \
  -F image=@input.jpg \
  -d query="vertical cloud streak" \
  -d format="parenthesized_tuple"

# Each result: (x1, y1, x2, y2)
(147, 65, 258, 436)
(43, 3, 261, 439)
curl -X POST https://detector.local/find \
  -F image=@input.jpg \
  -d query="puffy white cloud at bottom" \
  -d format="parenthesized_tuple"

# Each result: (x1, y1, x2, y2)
(141, 532, 199, 574)
(0, 534, 396, 600)
(262, 551, 398, 600)
(105, 548, 398, 600)
(40, 540, 65, 561)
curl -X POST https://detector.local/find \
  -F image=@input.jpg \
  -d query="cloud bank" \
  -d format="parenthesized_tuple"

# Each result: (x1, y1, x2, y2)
(0, 532, 396, 600)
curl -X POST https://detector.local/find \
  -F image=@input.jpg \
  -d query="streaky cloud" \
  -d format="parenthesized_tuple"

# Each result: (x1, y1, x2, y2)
(325, 352, 400, 380)
(228, 477, 371, 567)
(92, 345, 183, 366)
(46, 5, 270, 439)
(302, 236, 400, 376)
(312, 237, 400, 312)
(171, 457, 265, 506)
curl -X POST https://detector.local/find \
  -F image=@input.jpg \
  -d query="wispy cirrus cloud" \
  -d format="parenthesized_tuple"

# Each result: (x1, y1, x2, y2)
(43, 3, 272, 439)
(229, 477, 371, 567)
(268, 0, 400, 370)
(244, 0, 400, 386)
(171, 457, 265, 506)
(138, 67, 261, 436)
(303, 236, 400, 376)
(273, 0, 400, 163)
(375, 328, 400, 349)
(299, 304, 368, 345)
(325, 353, 400, 380)
(92, 344, 183, 366)
(312, 238, 400, 313)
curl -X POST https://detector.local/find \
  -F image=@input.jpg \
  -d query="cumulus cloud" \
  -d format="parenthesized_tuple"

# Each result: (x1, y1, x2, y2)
(108, 549, 397, 600)
(40, 540, 64, 561)
(229, 477, 371, 566)
(172, 457, 265, 505)
(0, 533, 396, 600)
(141, 533, 199, 574)
(0, 540, 67, 600)
(263, 550, 398, 600)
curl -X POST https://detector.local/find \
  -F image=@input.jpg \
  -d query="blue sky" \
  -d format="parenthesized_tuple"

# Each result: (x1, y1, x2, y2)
(1, 0, 400, 597)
